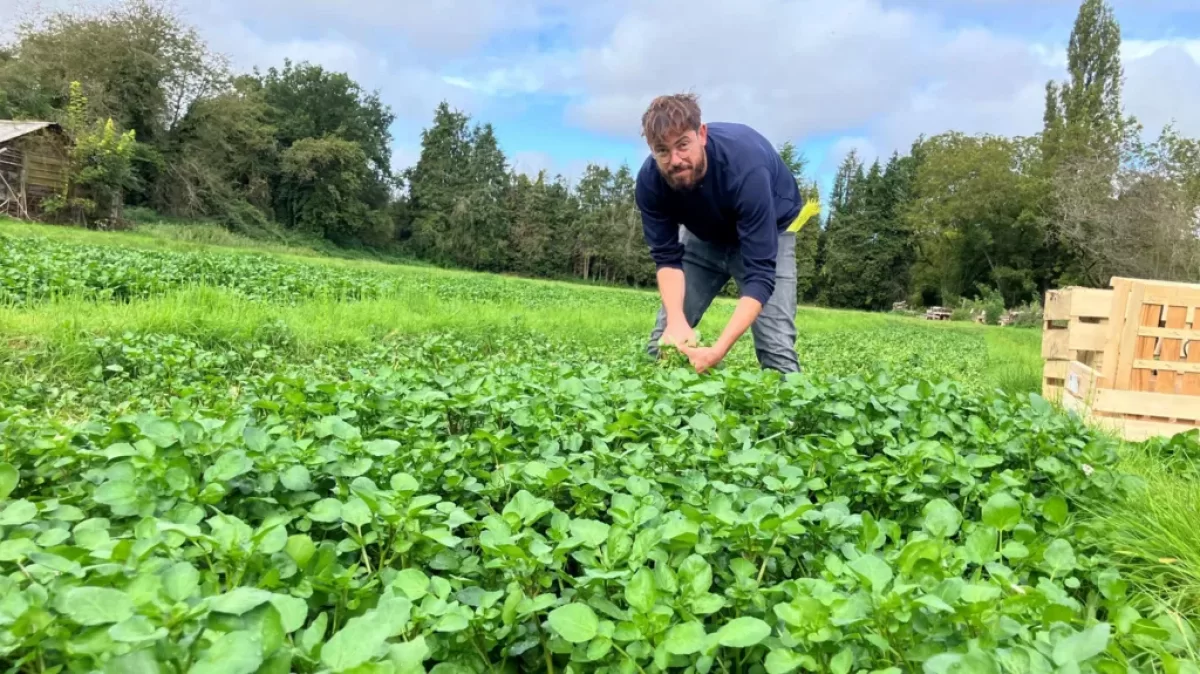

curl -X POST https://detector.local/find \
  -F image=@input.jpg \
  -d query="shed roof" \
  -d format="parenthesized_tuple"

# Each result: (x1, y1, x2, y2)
(0, 120, 63, 144)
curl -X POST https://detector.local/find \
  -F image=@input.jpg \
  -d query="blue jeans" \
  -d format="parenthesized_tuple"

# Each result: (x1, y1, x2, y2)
(647, 228, 800, 374)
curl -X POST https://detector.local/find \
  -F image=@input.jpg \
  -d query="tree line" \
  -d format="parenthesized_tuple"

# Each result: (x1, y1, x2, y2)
(1, 0, 1197, 311)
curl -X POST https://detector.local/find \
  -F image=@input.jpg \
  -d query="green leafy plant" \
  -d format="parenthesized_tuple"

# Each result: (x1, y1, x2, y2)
(0, 328, 1197, 672)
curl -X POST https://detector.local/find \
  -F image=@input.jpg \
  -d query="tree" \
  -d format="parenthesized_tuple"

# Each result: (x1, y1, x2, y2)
(43, 82, 139, 228)
(406, 102, 476, 263)
(151, 76, 278, 230)
(1050, 127, 1200, 284)
(1043, 0, 1127, 166)
(904, 132, 1048, 307)
(258, 60, 395, 184)
(277, 136, 390, 243)
(0, 0, 228, 145)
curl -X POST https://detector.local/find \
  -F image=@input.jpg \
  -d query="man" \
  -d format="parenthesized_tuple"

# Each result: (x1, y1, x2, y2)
(637, 92, 804, 375)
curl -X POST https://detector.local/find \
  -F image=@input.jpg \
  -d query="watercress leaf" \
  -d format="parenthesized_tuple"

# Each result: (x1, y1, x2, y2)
(270, 594, 309, 633)
(849, 554, 894, 592)
(286, 534, 316, 566)
(280, 465, 311, 492)
(341, 497, 372, 527)
(0, 462, 17, 500)
(715, 616, 771, 648)
(141, 418, 181, 448)
(0, 498, 37, 525)
(765, 649, 816, 674)
(916, 594, 955, 614)
(627, 567, 656, 612)
(982, 493, 1021, 531)
(830, 648, 854, 674)
(161, 561, 199, 602)
(570, 518, 611, 547)
(62, 587, 134, 625)
(393, 568, 430, 601)
(663, 621, 706, 655)
(1052, 623, 1111, 665)
(1042, 539, 1077, 576)
(322, 613, 391, 671)
(364, 439, 401, 457)
(688, 413, 716, 433)
(1042, 495, 1069, 525)
(309, 498, 342, 523)
(191, 630, 263, 674)
(548, 603, 599, 643)
(109, 615, 167, 643)
(389, 636, 431, 674)
(922, 499, 962, 538)
(209, 587, 273, 615)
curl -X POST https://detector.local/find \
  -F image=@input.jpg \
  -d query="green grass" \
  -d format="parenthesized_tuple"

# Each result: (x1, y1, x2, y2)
(1095, 434, 1200, 622)
(0, 216, 1042, 393)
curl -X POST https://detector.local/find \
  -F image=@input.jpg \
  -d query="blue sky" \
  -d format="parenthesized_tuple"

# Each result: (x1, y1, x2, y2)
(9, 0, 1200, 196)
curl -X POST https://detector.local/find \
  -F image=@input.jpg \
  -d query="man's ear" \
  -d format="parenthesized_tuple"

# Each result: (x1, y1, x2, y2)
(698, 123, 707, 144)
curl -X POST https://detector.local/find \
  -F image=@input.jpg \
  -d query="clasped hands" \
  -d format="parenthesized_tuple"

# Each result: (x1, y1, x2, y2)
(659, 323, 726, 374)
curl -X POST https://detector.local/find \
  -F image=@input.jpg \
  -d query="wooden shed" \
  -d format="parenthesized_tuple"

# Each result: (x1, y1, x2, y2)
(0, 120, 70, 218)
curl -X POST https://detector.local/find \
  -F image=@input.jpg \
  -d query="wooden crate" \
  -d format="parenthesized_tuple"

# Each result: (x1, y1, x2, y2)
(1042, 286, 1114, 401)
(1051, 277, 1200, 442)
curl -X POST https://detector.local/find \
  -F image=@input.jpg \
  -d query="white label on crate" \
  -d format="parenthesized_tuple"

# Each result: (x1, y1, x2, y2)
(1066, 372, 1080, 396)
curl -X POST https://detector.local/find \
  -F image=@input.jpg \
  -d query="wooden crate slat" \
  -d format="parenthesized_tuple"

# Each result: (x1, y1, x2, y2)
(1131, 360, 1200, 375)
(1069, 288, 1114, 319)
(1064, 360, 1102, 406)
(1133, 303, 1162, 391)
(1184, 329, 1200, 396)
(1144, 288, 1200, 308)
(1113, 283, 1149, 390)
(1042, 328, 1070, 360)
(1155, 306, 1189, 394)
(1044, 360, 1068, 380)
(1087, 415, 1200, 442)
(1044, 289, 1071, 321)
(1067, 320, 1107, 352)
(1100, 279, 1133, 385)
(1139, 326, 1200, 341)
(1092, 389, 1200, 423)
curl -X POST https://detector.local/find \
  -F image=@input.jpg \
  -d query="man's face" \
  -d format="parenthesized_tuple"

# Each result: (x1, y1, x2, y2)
(651, 125, 707, 191)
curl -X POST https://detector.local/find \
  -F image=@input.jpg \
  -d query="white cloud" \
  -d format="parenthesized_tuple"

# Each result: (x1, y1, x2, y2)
(198, 0, 551, 56)
(1122, 41, 1200, 138)
(556, 0, 1200, 167)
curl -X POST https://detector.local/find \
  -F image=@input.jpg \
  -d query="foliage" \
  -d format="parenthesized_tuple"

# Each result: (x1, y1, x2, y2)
(903, 133, 1048, 309)
(149, 76, 279, 228)
(0, 327, 1197, 672)
(819, 152, 916, 311)
(278, 136, 391, 243)
(41, 82, 139, 228)
(0, 0, 229, 159)
(1049, 125, 1200, 285)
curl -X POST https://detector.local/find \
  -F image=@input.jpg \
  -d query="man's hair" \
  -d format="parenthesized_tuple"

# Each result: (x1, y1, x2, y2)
(641, 93, 702, 146)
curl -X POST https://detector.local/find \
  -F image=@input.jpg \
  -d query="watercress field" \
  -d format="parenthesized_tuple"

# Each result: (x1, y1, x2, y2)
(1, 221, 1197, 673)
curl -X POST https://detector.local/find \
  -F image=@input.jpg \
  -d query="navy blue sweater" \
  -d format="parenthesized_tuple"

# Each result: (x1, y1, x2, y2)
(636, 122, 802, 306)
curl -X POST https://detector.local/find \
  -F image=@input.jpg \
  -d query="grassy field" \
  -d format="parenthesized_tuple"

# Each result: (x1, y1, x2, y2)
(1, 217, 1197, 672)
(0, 219, 1042, 396)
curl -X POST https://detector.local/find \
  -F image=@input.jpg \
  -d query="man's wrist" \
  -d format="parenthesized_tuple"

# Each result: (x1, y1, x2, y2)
(715, 297, 764, 354)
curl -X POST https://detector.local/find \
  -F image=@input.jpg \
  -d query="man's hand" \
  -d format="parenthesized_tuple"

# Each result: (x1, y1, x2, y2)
(679, 343, 727, 373)
(660, 321, 697, 350)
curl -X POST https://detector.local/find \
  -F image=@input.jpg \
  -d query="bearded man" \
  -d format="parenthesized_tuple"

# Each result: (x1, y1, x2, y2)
(636, 93, 804, 375)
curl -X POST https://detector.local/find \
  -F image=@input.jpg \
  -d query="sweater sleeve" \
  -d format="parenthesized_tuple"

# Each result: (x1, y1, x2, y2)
(734, 167, 779, 305)
(636, 172, 682, 270)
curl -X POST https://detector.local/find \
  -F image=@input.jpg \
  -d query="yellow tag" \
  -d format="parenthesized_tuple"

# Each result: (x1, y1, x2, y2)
(787, 198, 821, 233)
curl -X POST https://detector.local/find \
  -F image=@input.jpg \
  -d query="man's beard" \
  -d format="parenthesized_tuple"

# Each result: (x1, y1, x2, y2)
(662, 153, 706, 191)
